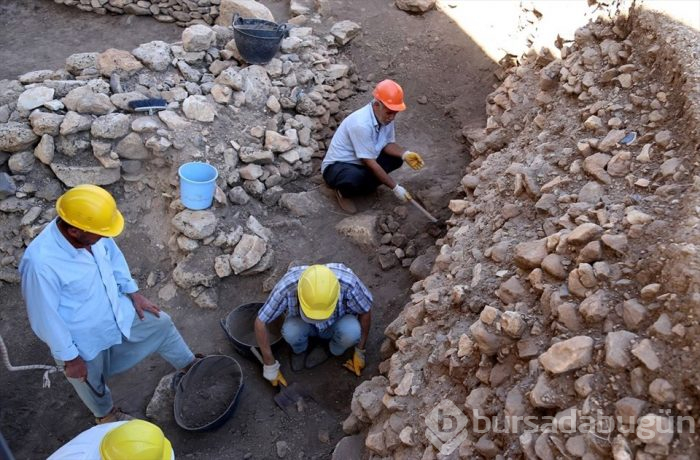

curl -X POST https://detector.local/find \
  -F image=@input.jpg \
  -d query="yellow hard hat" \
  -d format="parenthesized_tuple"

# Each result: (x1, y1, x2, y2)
(100, 420, 173, 460)
(297, 265, 340, 321)
(55, 184, 124, 237)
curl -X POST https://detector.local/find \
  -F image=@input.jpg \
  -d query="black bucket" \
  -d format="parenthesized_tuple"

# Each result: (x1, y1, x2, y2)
(174, 355, 243, 432)
(220, 302, 283, 360)
(232, 14, 289, 65)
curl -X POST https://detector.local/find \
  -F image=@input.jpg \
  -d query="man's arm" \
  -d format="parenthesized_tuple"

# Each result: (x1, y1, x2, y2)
(381, 142, 407, 158)
(20, 262, 80, 363)
(357, 311, 371, 350)
(254, 317, 275, 365)
(103, 238, 138, 295)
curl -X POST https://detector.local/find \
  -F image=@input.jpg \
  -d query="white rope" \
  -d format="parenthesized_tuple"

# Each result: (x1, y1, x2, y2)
(0, 332, 61, 388)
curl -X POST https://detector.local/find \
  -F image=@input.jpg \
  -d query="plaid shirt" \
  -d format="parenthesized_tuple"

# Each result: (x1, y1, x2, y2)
(257, 263, 373, 331)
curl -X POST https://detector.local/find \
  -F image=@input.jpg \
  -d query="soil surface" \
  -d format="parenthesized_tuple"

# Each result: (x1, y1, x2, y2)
(0, 0, 497, 459)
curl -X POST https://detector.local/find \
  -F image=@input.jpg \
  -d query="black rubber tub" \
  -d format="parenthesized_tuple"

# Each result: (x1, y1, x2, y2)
(220, 302, 283, 360)
(174, 354, 243, 432)
(232, 14, 289, 65)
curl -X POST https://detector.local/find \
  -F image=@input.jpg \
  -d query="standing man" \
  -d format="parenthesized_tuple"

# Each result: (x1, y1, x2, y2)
(20, 184, 199, 424)
(322, 79, 425, 213)
(254, 264, 372, 386)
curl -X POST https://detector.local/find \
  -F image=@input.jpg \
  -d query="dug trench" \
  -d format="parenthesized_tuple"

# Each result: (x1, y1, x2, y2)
(0, 0, 496, 458)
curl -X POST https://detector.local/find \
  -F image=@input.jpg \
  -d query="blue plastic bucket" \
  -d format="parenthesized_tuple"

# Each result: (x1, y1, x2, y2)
(178, 162, 218, 210)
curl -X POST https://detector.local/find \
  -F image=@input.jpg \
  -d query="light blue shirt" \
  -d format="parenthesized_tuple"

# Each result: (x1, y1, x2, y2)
(19, 220, 139, 362)
(321, 103, 396, 172)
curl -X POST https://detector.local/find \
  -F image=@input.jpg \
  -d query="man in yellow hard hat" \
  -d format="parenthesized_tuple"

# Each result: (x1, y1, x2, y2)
(19, 184, 199, 424)
(48, 419, 173, 459)
(322, 79, 425, 213)
(254, 264, 373, 385)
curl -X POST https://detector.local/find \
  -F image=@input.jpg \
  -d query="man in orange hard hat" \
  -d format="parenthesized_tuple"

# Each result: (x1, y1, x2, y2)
(19, 184, 200, 425)
(322, 79, 425, 213)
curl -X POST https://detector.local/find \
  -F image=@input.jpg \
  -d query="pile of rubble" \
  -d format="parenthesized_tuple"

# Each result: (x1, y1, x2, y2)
(344, 6, 700, 459)
(0, 2, 364, 305)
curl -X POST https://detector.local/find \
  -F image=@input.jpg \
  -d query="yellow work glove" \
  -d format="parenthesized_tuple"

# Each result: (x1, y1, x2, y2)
(402, 151, 425, 170)
(343, 347, 366, 376)
(263, 360, 288, 387)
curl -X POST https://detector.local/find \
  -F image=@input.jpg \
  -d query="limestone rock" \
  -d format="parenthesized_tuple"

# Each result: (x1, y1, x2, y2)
(568, 223, 603, 245)
(605, 330, 637, 368)
(116, 133, 149, 160)
(158, 111, 191, 130)
(0, 122, 39, 152)
(91, 113, 131, 139)
(182, 24, 215, 52)
(264, 130, 295, 153)
(395, 0, 436, 13)
(230, 234, 267, 274)
(636, 414, 673, 446)
(29, 111, 64, 136)
(182, 96, 216, 122)
(172, 246, 220, 289)
(96, 49, 144, 77)
(65, 52, 98, 75)
(631, 339, 660, 371)
(8, 151, 35, 174)
(217, 0, 274, 27)
(34, 134, 55, 165)
(60, 111, 93, 135)
(132, 41, 172, 72)
(514, 239, 548, 269)
(330, 21, 361, 46)
(335, 214, 379, 248)
(17, 87, 55, 112)
(50, 163, 121, 186)
(145, 372, 176, 424)
(62, 86, 115, 115)
(540, 336, 593, 374)
(240, 65, 272, 107)
(172, 210, 217, 240)
(579, 289, 608, 322)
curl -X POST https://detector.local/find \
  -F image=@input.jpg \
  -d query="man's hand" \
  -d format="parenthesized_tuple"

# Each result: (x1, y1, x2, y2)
(402, 151, 425, 170)
(64, 356, 87, 381)
(343, 347, 366, 376)
(263, 360, 288, 387)
(130, 292, 161, 320)
(392, 184, 412, 202)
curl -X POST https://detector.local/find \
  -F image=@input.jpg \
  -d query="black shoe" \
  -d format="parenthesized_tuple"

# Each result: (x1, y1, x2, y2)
(291, 352, 306, 372)
(305, 346, 330, 369)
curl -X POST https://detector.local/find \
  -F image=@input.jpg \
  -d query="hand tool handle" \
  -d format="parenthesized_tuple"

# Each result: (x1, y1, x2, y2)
(409, 198, 438, 222)
(249, 346, 265, 365)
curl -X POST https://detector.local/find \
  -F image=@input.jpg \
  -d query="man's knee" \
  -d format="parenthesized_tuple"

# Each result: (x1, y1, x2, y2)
(281, 316, 307, 343)
(331, 315, 361, 354)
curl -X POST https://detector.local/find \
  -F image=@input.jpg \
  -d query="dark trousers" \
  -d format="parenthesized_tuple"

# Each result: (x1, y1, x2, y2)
(322, 152, 403, 197)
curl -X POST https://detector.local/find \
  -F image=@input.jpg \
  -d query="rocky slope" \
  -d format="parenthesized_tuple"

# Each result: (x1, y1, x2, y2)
(345, 5, 700, 459)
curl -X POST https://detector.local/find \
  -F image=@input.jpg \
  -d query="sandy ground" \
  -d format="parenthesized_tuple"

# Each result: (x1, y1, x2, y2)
(0, 0, 497, 458)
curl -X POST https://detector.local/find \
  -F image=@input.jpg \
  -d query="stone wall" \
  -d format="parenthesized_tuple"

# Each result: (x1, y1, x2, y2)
(52, 0, 223, 27)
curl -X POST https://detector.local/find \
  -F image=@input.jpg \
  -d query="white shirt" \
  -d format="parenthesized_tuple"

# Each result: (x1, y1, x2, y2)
(47, 422, 125, 460)
(321, 103, 396, 172)
(47, 422, 176, 460)
(19, 220, 139, 362)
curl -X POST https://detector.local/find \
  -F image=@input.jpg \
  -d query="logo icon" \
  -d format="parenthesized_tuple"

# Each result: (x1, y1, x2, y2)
(425, 399, 469, 455)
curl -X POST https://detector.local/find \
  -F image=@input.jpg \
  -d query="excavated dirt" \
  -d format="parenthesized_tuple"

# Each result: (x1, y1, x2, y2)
(0, 1, 496, 459)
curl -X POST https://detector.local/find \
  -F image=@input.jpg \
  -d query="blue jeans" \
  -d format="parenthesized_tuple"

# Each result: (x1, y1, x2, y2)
(60, 311, 194, 418)
(282, 314, 361, 356)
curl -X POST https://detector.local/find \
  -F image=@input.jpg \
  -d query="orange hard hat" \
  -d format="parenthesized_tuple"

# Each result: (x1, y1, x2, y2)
(373, 79, 406, 112)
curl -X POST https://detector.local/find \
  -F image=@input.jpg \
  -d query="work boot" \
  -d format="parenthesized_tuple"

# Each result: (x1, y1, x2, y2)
(305, 345, 330, 369)
(335, 190, 357, 214)
(95, 407, 134, 425)
(291, 351, 306, 372)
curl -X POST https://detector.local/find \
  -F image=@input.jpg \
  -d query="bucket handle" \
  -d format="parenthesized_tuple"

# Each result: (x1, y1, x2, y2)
(232, 13, 290, 38)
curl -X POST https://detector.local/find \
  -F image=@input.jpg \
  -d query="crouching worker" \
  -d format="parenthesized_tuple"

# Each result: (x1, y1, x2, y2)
(254, 264, 372, 386)
(19, 184, 199, 424)
(48, 419, 173, 459)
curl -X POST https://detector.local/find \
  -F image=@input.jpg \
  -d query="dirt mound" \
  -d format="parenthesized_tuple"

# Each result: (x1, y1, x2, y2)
(347, 5, 700, 459)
